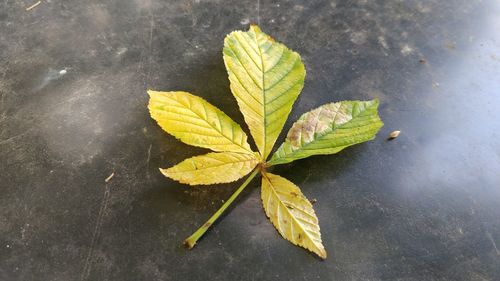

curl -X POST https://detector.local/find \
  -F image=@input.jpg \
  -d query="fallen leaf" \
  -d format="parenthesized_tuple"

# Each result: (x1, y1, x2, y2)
(148, 25, 383, 259)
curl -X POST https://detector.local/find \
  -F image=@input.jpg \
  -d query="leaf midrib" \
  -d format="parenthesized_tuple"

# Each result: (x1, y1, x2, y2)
(254, 28, 268, 160)
(167, 155, 257, 173)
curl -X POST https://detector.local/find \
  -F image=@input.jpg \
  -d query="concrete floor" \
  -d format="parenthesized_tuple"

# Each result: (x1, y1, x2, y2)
(1, 0, 500, 280)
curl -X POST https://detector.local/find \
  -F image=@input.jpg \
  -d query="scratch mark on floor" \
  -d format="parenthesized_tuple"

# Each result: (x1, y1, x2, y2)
(301, 169, 312, 185)
(146, 143, 152, 166)
(145, 11, 155, 88)
(257, 0, 260, 25)
(0, 73, 6, 113)
(146, 143, 153, 165)
(146, 143, 152, 180)
(80, 185, 111, 281)
(486, 232, 500, 255)
(0, 128, 34, 146)
(128, 214, 133, 247)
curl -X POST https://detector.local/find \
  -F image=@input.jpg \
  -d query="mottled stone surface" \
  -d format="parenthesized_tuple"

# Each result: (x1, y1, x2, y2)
(1, 0, 500, 280)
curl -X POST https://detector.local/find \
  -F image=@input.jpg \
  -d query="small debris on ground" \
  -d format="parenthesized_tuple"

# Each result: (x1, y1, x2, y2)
(105, 172, 115, 183)
(444, 42, 456, 50)
(25, 1, 41, 11)
(388, 130, 401, 140)
(310, 198, 317, 204)
(419, 58, 427, 64)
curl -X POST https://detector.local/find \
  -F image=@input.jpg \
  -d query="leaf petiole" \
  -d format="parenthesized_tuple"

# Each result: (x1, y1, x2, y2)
(184, 168, 261, 249)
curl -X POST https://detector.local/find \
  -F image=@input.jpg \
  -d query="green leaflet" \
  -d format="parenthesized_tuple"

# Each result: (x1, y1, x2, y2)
(267, 99, 383, 166)
(223, 25, 306, 160)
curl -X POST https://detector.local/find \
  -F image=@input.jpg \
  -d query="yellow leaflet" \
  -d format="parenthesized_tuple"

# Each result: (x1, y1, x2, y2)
(148, 90, 253, 154)
(223, 25, 306, 160)
(261, 172, 327, 259)
(161, 152, 259, 185)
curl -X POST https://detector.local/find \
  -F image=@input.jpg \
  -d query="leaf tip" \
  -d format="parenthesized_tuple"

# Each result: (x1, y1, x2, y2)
(159, 167, 183, 184)
(159, 167, 169, 177)
(147, 89, 158, 97)
(249, 24, 261, 31)
(159, 167, 191, 185)
(318, 247, 327, 259)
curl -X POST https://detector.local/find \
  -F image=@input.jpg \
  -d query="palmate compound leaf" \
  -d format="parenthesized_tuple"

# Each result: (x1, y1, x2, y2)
(261, 172, 327, 259)
(267, 99, 384, 166)
(148, 25, 384, 259)
(161, 152, 259, 185)
(148, 90, 253, 154)
(223, 25, 306, 160)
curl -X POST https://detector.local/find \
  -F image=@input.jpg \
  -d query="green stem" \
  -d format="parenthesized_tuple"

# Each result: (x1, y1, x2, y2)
(184, 168, 260, 249)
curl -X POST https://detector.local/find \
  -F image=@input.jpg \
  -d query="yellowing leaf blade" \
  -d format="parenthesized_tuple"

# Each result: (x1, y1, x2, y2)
(161, 152, 259, 185)
(268, 99, 383, 166)
(223, 25, 306, 160)
(148, 90, 253, 154)
(261, 172, 327, 259)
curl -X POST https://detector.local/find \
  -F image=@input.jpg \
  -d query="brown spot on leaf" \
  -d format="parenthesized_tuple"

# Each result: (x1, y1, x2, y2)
(203, 222, 212, 228)
(304, 122, 315, 132)
(287, 123, 303, 147)
(290, 192, 299, 197)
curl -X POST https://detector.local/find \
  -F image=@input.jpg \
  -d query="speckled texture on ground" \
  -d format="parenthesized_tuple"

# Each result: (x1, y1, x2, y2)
(1, 0, 500, 280)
